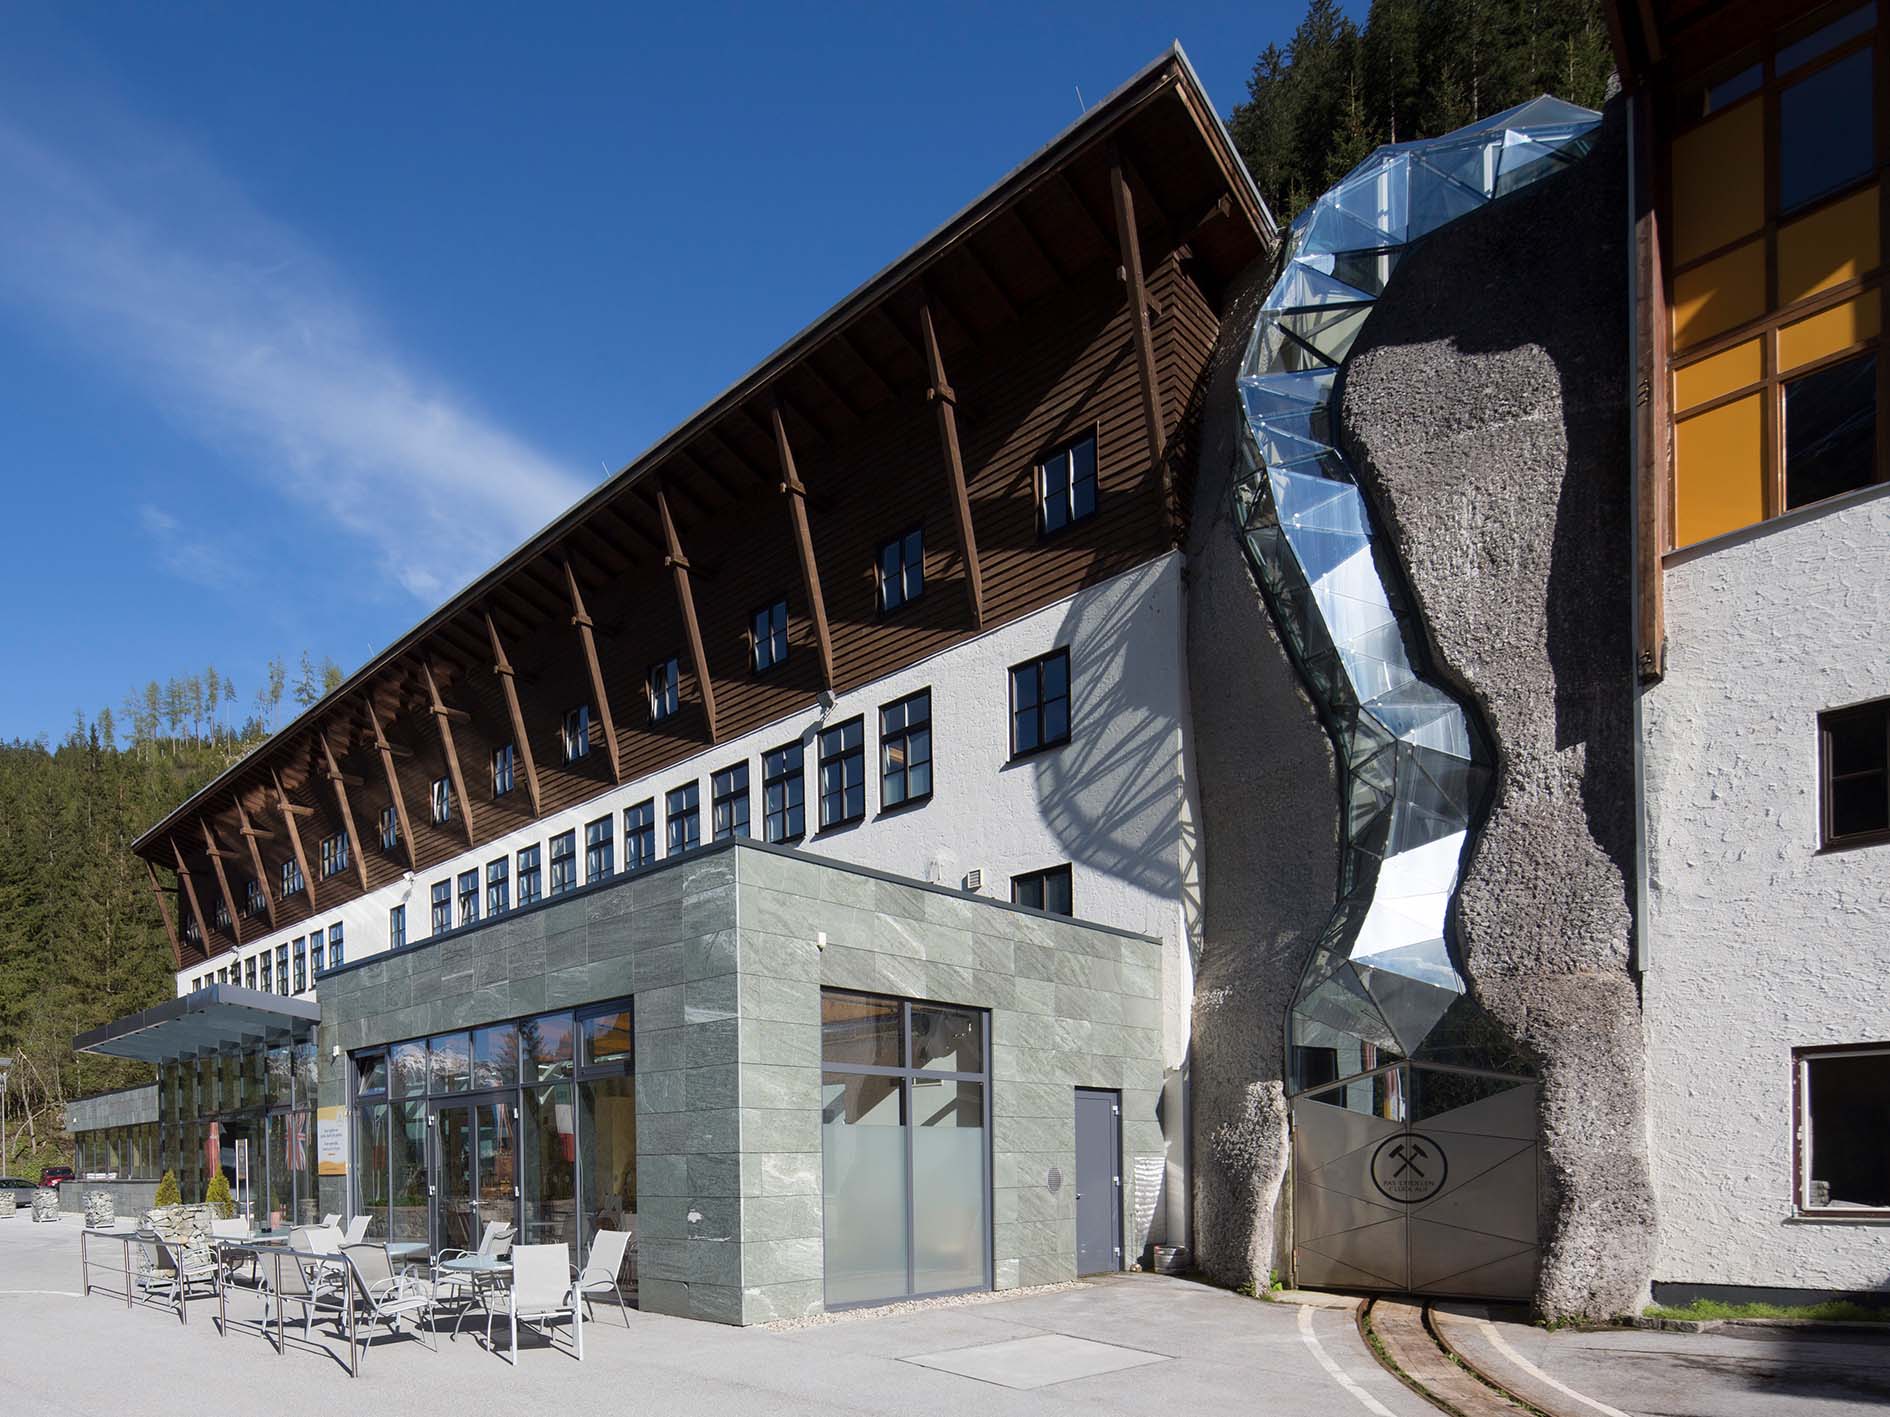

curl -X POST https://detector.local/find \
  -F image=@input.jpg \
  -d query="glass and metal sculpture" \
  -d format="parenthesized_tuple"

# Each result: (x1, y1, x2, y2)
(1233, 98, 1602, 1080)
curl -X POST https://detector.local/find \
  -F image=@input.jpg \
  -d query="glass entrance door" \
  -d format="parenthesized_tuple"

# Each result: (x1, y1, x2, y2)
(431, 1097, 516, 1254)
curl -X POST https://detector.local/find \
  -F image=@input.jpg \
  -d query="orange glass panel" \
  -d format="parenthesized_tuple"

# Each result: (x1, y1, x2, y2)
(1672, 239, 1767, 349)
(1671, 103, 1766, 265)
(1674, 394, 1767, 546)
(1779, 186, 1881, 306)
(1779, 291, 1881, 371)
(1674, 339, 1764, 412)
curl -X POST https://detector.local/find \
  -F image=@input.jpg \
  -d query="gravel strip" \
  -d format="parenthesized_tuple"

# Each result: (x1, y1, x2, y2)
(764, 1280, 1092, 1330)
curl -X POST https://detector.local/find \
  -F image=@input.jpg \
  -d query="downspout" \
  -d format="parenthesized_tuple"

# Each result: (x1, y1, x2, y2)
(1626, 89, 1654, 978)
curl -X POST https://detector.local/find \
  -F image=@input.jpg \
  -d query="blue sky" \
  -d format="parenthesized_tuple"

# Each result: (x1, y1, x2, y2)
(0, 1, 1324, 743)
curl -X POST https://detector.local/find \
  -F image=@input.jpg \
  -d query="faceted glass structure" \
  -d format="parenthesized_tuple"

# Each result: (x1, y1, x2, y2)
(1233, 98, 1602, 1082)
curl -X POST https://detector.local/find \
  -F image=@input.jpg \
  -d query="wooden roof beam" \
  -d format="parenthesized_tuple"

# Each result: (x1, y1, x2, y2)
(959, 238, 1021, 323)
(595, 500, 666, 560)
(232, 792, 279, 930)
(797, 354, 865, 423)
(770, 398, 836, 691)
(200, 820, 244, 948)
(657, 484, 719, 744)
(836, 327, 898, 404)
(558, 558, 624, 785)
(170, 838, 213, 967)
(919, 299, 985, 631)
(421, 660, 480, 846)
(1109, 142, 1175, 544)
(318, 730, 372, 894)
(269, 767, 321, 910)
(698, 424, 770, 490)
(144, 858, 183, 971)
(484, 609, 544, 816)
(364, 696, 419, 868)
(1013, 199, 1076, 282)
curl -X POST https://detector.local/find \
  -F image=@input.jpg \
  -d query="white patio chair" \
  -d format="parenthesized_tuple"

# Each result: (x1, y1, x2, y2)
(435, 1220, 514, 1309)
(572, 1228, 633, 1327)
(320, 1212, 341, 1229)
(497, 1243, 581, 1365)
(341, 1243, 438, 1373)
(341, 1214, 371, 1245)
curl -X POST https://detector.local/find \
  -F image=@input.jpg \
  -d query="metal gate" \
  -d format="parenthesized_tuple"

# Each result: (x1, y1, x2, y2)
(1291, 1063, 1538, 1298)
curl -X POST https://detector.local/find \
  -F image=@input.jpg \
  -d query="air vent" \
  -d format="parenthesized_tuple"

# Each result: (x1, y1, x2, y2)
(963, 868, 984, 892)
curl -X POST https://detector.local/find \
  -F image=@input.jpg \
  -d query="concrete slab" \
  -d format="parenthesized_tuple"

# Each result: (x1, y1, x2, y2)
(902, 1332, 1168, 1389)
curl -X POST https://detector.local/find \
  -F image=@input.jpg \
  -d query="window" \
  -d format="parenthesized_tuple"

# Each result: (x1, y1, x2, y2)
(486, 858, 510, 916)
(259, 951, 272, 991)
(649, 656, 680, 722)
(458, 869, 479, 926)
(624, 800, 656, 870)
(390, 904, 407, 951)
(550, 830, 577, 895)
(563, 705, 591, 763)
(1037, 430, 1098, 535)
(1011, 864, 1073, 916)
(879, 690, 932, 810)
(310, 939, 324, 974)
(712, 763, 750, 841)
(275, 943, 289, 995)
(430, 879, 452, 935)
(279, 857, 305, 899)
(378, 805, 400, 854)
(762, 742, 805, 843)
(1010, 649, 1070, 757)
(329, 922, 344, 967)
(876, 527, 924, 613)
(492, 743, 516, 798)
(1666, 4, 1887, 547)
(243, 878, 265, 918)
(666, 783, 701, 855)
(1797, 1044, 1890, 1212)
(183, 915, 200, 945)
(430, 776, 453, 826)
(517, 844, 542, 905)
(1821, 697, 1890, 847)
(585, 815, 615, 883)
(213, 896, 231, 931)
(319, 831, 349, 880)
(818, 717, 866, 829)
(751, 598, 789, 673)
(245, 956, 257, 990)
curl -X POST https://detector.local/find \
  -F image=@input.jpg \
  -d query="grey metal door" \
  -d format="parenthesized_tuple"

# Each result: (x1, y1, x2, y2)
(1074, 1088, 1121, 1275)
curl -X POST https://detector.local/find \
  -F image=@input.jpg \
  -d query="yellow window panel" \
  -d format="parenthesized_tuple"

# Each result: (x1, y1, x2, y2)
(1674, 394, 1766, 546)
(1672, 239, 1767, 349)
(1779, 186, 1880, 306)
(1671, 103, 1765, 266)
(1779, 291, 1881, 372)
(1674, 339, 1763, 412)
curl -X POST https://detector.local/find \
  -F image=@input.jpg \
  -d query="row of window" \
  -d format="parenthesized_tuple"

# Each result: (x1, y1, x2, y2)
(189, 922, 344, 996)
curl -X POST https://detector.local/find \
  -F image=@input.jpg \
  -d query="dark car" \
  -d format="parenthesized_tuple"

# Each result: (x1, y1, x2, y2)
(1, 1176, 39, 1206)
(38, 1165, 74, 1188)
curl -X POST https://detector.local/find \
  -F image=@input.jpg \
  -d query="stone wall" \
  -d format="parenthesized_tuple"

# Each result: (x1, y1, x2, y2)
(64, 1083, 158, 1133)
(1336, 102, 1656, 1317)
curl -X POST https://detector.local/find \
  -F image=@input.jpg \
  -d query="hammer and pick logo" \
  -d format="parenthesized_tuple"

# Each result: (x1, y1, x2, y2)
(1370, 1132, 1447, 1203)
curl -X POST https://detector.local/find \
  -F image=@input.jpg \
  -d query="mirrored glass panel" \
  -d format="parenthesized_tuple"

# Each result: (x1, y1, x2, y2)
(821, 991, 901, 1069)
(472, 1023, 519, 1091)
(524, 1013, 574, 1082)
(429, 1032, 471, 1093)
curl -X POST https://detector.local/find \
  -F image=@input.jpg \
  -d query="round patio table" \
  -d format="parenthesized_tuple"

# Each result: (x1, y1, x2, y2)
(436, 1255, 511, 1343)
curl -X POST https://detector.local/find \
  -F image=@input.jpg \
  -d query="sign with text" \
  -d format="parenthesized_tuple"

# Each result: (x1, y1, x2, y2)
(316, 1107, 348, 1177)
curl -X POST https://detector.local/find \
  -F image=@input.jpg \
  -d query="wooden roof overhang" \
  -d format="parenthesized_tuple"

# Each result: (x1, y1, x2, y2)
(134, 45, 1273, 966)
(1606, 0, 1815, 88)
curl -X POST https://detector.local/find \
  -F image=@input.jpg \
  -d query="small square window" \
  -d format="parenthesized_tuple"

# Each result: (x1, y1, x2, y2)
(1786, 353, 1877, 511)
(1797, 1045, 1890, 1212)
(649, 656, 680, 722)
(1010, 648, 1071, 757)
(1820, 698, 1890, 847)
(1011, 863, 1073, 916)
(752, 599, 789, 673)
(880, 689, 932, 810)
(430, 776, 453, 825)
(876, 527, 925, 613)
(1037, 431, 1098, 535)
(563, 705, 592, 764)
(492, 743, 516, 798)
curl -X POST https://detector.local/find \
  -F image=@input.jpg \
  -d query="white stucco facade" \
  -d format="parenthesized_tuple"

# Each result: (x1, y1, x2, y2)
(1642, 488, 1890, 1292)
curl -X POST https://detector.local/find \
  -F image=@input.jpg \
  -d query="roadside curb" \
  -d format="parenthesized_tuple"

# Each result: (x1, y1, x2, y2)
(1628, 1314, 1890, 1336)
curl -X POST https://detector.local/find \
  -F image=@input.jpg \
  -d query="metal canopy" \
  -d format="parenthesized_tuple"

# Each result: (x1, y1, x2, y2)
(72, 984, 319, 1063)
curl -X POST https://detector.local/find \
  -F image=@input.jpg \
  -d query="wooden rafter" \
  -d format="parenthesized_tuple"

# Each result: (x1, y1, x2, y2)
(1109, 144, 1173, 542)
(484, 609, 544, 815)
(269, 767, 320, 910)
(318, 731, 372, 893)
(421, 660, 479, 846)
(919, 299, 986, 630)
(364, 696, 418, 869)
(960, 238, 1021, 322)
(144, 857, 182, 970)
(170, 838, 212, 967)
(770, 398, 836, 690)
(200, 819, 244, 948)
(836, 328, 898, 404)
(558, 559, 623, 784)
(232, 792, 279, 931)
(657, 484, 718, 743)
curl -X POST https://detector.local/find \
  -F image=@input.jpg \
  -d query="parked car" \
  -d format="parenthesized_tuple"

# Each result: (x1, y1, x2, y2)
(1, 1176, 39, 1207)
(38, 1166, 74, 1188)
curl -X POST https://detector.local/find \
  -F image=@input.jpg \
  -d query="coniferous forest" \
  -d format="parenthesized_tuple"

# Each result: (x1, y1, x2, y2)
(0, 0, 1617, 1177)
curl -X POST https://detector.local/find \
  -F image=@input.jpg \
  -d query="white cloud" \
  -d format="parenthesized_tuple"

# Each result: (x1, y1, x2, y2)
(0, 105, 589, 603)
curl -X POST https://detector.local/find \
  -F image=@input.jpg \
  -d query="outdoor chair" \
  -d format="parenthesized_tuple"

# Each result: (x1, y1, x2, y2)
(320, 1213, 341, 1229)
(497, 1243, 581, 1365)
(211, 1217, 258, 1283)
(572, 1228, 633, 1327)
(288, 1225, 347, 1302)
(341, 1214, 371, 1244)
(259, 1245, 346, 1350)
(340, 1242, 438, 1373)
(435, 1220, 514, 1310)
(137, 1234, 217, 1316)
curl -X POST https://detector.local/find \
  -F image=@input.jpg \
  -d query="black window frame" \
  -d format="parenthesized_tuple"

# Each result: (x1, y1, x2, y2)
(430, 880, 451, 935)
(329, 921, 344, 967)
(762, 741, 806, 843)
(1035, 427, 1099, 537)
(712, 762, 750, 841)
(378, 805, 400, 854)
(279, 857, 305, 900)
(585, 814, 615, 883)
(430, 776, 453, 826)
(751, 597, 789, 674)
(457, 869, 480, 927)
(879, 689, 933, 812)
(817, 715, 867, 831)
(549, 830, 577, 896)
(1819, 696, 1890, 849)
(1011, 863, 1074, 917)
(516, 843, 542, 905)
(875, 525, 925, 615)
(563, 705, 591, 764)
(666, 782, 701, 855)
(486, 857, 510, 916)
(319, 831, 349, 880)
(648, 655, 680, 723)
(492, 742, 517, 798)
(624, 800, 657, 870)
(1009, 647, 1072, 759)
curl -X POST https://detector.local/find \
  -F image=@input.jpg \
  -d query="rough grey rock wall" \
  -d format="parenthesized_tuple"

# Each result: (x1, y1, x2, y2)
(1337, 102, 1656, 1318)
(1186, 258, 1342, 1288)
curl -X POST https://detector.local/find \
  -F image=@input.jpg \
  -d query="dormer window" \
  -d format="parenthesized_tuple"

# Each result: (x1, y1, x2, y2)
(563, 706, 591, 763)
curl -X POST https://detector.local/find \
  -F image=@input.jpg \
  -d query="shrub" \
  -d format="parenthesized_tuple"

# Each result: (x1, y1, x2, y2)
(153, 1170, 181, 1207)
(204, 1171, 234, 1219)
